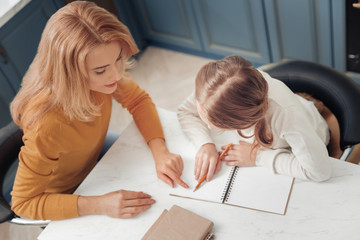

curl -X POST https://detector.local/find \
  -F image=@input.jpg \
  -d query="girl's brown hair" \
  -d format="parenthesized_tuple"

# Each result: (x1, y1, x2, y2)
(10, 1, 139, 128)
(195, 55, 273, 147)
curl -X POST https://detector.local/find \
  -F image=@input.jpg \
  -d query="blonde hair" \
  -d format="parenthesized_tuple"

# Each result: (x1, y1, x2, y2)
(195, 55, 273, 147)
(10, 1, 139, 128)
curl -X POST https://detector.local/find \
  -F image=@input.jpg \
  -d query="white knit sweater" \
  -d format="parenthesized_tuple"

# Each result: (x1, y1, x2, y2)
(177, 70, 331, 181)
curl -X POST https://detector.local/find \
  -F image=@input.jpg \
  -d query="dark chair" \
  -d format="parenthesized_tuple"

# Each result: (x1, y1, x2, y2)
(259, 60, 360, 160)
(0, 121, 50, 225)
(0, 121, 22, 223)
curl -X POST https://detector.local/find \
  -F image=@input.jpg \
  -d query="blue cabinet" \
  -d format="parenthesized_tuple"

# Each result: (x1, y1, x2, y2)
(0, 0, 64, 127)
(264, 0, 333, 68)
(123, 0, 342, 69)
(130, 0, 272, 64)
(192, 0, 271, 65)
(131, 0, 203, 52)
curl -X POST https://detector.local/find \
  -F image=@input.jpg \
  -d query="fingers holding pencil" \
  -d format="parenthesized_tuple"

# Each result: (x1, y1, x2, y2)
(193, 143, 232, 192)
(206, 151, 222, 182)
(195, 143, 218, 181)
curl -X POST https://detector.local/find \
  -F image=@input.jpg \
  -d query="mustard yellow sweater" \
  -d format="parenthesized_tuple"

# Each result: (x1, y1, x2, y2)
(11, 80, 164, 220)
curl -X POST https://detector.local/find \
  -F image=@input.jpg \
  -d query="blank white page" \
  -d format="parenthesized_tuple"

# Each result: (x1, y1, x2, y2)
(225, 167, 294, 214)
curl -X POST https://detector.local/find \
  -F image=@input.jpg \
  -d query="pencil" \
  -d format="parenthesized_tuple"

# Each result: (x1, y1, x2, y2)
(193, 143, 233, 192)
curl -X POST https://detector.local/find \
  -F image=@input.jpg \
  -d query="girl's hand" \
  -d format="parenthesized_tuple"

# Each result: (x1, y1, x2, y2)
(195, 143, 220, 181)
(148, 138, 189, 188)
(78, 190, 155, 218)
(221, 141, 258, 167)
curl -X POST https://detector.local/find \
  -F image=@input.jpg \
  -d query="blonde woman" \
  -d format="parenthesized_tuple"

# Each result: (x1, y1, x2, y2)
(10, 1, 188, 221)
(178, 55, 333, 183)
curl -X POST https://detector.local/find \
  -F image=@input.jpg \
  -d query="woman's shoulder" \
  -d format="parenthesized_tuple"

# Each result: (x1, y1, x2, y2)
(23, 107, 69, 139)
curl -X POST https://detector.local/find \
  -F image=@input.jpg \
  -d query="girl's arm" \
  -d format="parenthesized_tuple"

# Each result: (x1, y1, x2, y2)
(177, 93, 220, 181)
(177, 92, 213, 148)
(256, 107, 332, 182)
(256, 132, 332, 182)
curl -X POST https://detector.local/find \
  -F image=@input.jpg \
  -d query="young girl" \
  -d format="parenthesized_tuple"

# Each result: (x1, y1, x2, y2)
(10, 1, 187, 221)
(177, 55, 333, 183)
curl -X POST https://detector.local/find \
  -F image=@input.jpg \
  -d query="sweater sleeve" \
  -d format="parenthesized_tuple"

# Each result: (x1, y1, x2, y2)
(112, 79, 164, 143)
(177, 92, 213, 148)
(255, 108, 332, 182)
(11, 127, 80, 220)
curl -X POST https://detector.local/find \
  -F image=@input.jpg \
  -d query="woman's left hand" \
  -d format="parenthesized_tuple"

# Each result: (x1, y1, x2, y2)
(221, 140, 259, 167)
(148, 138, 189, 188)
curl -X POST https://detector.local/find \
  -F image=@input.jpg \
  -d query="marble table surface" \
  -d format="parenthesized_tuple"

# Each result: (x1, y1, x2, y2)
(0, 0, 30, 28)
(38, 108, 360, 240)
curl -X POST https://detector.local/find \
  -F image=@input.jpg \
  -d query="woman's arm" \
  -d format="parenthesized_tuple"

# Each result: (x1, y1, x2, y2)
(113, 79, 188, 188)
(11, 123, 82, 220)
(77, 190, 155, 218)
(148, 138, 188, 188)
(12, 126, 156, 220)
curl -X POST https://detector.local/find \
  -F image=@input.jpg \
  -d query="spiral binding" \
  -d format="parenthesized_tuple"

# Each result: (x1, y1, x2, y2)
(220, 166, 239, 203)
(204, 232, 215, 240)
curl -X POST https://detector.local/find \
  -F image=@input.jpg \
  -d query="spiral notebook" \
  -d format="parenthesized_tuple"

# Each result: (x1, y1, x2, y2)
(162, 117, 294, 215)
(170, 164, 294, 215)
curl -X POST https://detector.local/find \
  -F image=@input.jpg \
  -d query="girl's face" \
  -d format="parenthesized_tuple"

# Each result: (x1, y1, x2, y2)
(86, 41, 124, 94)
(196, 101, 218, 130)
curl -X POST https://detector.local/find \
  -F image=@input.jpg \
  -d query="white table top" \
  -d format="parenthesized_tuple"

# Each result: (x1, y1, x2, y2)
(38, 108, 360, 240)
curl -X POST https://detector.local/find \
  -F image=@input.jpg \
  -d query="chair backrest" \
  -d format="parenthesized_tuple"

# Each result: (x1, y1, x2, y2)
(0, 121, 23, 223)
(259, 60, 360, 150)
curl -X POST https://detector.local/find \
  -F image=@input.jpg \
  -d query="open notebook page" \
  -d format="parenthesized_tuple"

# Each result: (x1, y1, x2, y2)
(224, 166, 294, 214)
(170, 158, 294, 214)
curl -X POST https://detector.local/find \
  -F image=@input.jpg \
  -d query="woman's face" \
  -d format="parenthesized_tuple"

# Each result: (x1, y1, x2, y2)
(86, 41, 124, 94)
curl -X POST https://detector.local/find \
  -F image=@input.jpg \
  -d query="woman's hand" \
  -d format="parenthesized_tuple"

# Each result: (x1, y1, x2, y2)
(195, 143, 220, 182)
(148, 138, 188, 188)
(78, 190, 155, 218)
(221, 141, 258, 167)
